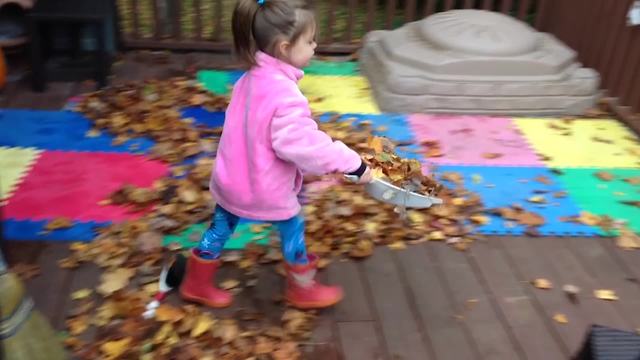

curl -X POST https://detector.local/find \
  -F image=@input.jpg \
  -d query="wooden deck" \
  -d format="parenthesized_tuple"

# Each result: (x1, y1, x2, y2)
(3, 52, 640, 360)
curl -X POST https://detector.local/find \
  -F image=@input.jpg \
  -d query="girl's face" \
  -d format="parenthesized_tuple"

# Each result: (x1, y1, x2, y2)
(283, 28, 317, 69)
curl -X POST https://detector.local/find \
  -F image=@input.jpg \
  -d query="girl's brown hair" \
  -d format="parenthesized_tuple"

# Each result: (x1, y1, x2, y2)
(232, 0, 315, 68)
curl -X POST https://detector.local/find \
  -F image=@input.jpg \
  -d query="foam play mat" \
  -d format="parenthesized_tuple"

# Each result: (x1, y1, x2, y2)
(437, 166, 600, 236)
(554, 169, 640, 233)
(2, 59, 640, 243)
(515, 118, 640, 168)
(0, 147, 42, 204)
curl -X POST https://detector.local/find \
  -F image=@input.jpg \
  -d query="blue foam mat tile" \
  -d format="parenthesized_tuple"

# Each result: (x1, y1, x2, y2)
(2, 219, 110, 241)
(0, 109, 155, 153)
(181, 107, 225, 128)
(228, 70, 245, 85)
(318, 113, 423, 160)
(436, 165, 600, 236)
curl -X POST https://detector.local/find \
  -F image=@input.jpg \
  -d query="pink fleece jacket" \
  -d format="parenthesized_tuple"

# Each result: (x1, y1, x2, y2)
(210, 52, 362, 221)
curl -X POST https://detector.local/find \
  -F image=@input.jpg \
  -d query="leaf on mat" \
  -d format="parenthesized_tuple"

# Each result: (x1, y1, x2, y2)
(532, 278, 553, 289)
(592, 136, 613, 144)
(553, 191, 568, 198)
(482, 152, 503, 159)
(470, 214, 490, 225)
(44, 217, 73, 231)
(624, 177, 640, 185)
(97, 268, 135, 296)
(71, 288, 93, 300)
(535, 175, 553, 185)
(528, 196, 547, 204)
(594, 289, 619, 301)
(616, 228, 640, 250)
(100, 337, 132, 360)
(595, 171, 615, 181)
(553, 313, 569, 324)
(85, 129, 101, 138)
(621, 200, 640, 208)
(576, 211, 602, 226)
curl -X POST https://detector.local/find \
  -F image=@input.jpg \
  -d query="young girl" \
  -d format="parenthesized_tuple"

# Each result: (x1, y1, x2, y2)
(179, 0, 372, 309)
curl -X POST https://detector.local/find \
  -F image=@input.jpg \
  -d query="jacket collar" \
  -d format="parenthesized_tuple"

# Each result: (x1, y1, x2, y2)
(255, 51, 304, 81)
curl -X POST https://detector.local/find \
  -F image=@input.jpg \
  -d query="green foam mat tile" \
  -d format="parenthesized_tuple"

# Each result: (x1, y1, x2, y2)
(197, 70, 231, 95)
(304, 60, 359, 76)
(163, 221, 273, 250)
(556, 168, 640, 234)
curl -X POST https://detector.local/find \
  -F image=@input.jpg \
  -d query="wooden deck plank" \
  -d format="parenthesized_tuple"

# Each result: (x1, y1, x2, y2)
(430, 243, 523, 360)
(599, 237, 640, 288)
(25, 243, 73, 330)
(396, 245, 479, 360)
(327, 259, 374, 322)
(305, 270, 341, 360)
(362, 247, 432, 360)
(499, 236, 591, 355)
(537, 237, 629, 330)
(469, 238, 566, 360)
(566, 237, 640, 329)
(337, 321, 385, 360)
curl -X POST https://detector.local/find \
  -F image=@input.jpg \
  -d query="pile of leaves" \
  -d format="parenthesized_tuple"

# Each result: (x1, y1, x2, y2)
(363, 136, 442, 195)
(76, 78, 228, 164)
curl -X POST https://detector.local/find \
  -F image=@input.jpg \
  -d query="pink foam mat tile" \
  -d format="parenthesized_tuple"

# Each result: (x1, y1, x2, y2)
(4, 150, 169, 222)
(408, 114, 544, 166)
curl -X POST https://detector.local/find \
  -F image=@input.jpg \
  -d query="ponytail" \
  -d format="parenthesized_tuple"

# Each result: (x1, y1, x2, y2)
(232, 0, 316, 69)
(232, 0, 260, 68)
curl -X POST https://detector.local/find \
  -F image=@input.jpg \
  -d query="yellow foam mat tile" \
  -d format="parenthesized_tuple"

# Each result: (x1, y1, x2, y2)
(0, 147, 43, 203)
(515, 118, 640, 168)
(299, 75, 380, 114)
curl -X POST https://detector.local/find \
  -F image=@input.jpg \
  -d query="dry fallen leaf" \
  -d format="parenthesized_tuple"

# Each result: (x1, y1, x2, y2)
(532, 278, 553, 289)
(190, 313, 215, 338)
(66, 315, 90, 335)
(617, 227, 640, 250)
(595, 171, 615, 181)
(71, 288, 93, 300)
(553, 313, 568, 324)
(482, 153, 503, 159)
(220, 279, 241, 290)
(594, 289, 619, 301)
(528, 196, 547, 204)
(44, 217, 73, 231)
(388, 241, 407, 251)
(155, 304, 186, 323)
(100, 337, 132, 360)
(97, 268, 135, 296)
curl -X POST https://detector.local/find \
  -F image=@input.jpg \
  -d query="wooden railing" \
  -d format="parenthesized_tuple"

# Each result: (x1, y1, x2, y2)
(116, 0, 542, 53)
(536, 0, 640, 114)
(116, 0, 639, 115)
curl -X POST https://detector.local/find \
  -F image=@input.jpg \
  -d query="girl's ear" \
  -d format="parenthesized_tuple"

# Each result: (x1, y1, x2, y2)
(277, 40, 291, 59)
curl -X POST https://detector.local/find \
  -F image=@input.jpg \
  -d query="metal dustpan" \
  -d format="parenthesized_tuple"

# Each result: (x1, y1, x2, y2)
(347, 175, 443, 209)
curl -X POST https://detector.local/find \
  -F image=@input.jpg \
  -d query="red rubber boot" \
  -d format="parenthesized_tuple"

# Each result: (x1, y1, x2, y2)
(179, 250, 232, 308)
(285, 254, 343, 309)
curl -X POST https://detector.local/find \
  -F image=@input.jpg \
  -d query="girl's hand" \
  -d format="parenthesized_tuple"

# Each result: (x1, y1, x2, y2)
(344, 166, 373, 184)
(357, 166, 373, 184)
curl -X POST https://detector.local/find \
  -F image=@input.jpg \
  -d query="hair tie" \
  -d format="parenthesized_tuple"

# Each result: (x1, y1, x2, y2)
(257, 0, 265, 5)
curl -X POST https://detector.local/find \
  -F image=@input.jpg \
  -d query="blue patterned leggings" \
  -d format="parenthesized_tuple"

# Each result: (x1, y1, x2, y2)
(197, 205, 308, 264)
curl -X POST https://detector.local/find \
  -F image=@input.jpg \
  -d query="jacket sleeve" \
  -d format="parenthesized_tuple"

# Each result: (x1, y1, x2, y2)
(270, 88, 362, 176)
